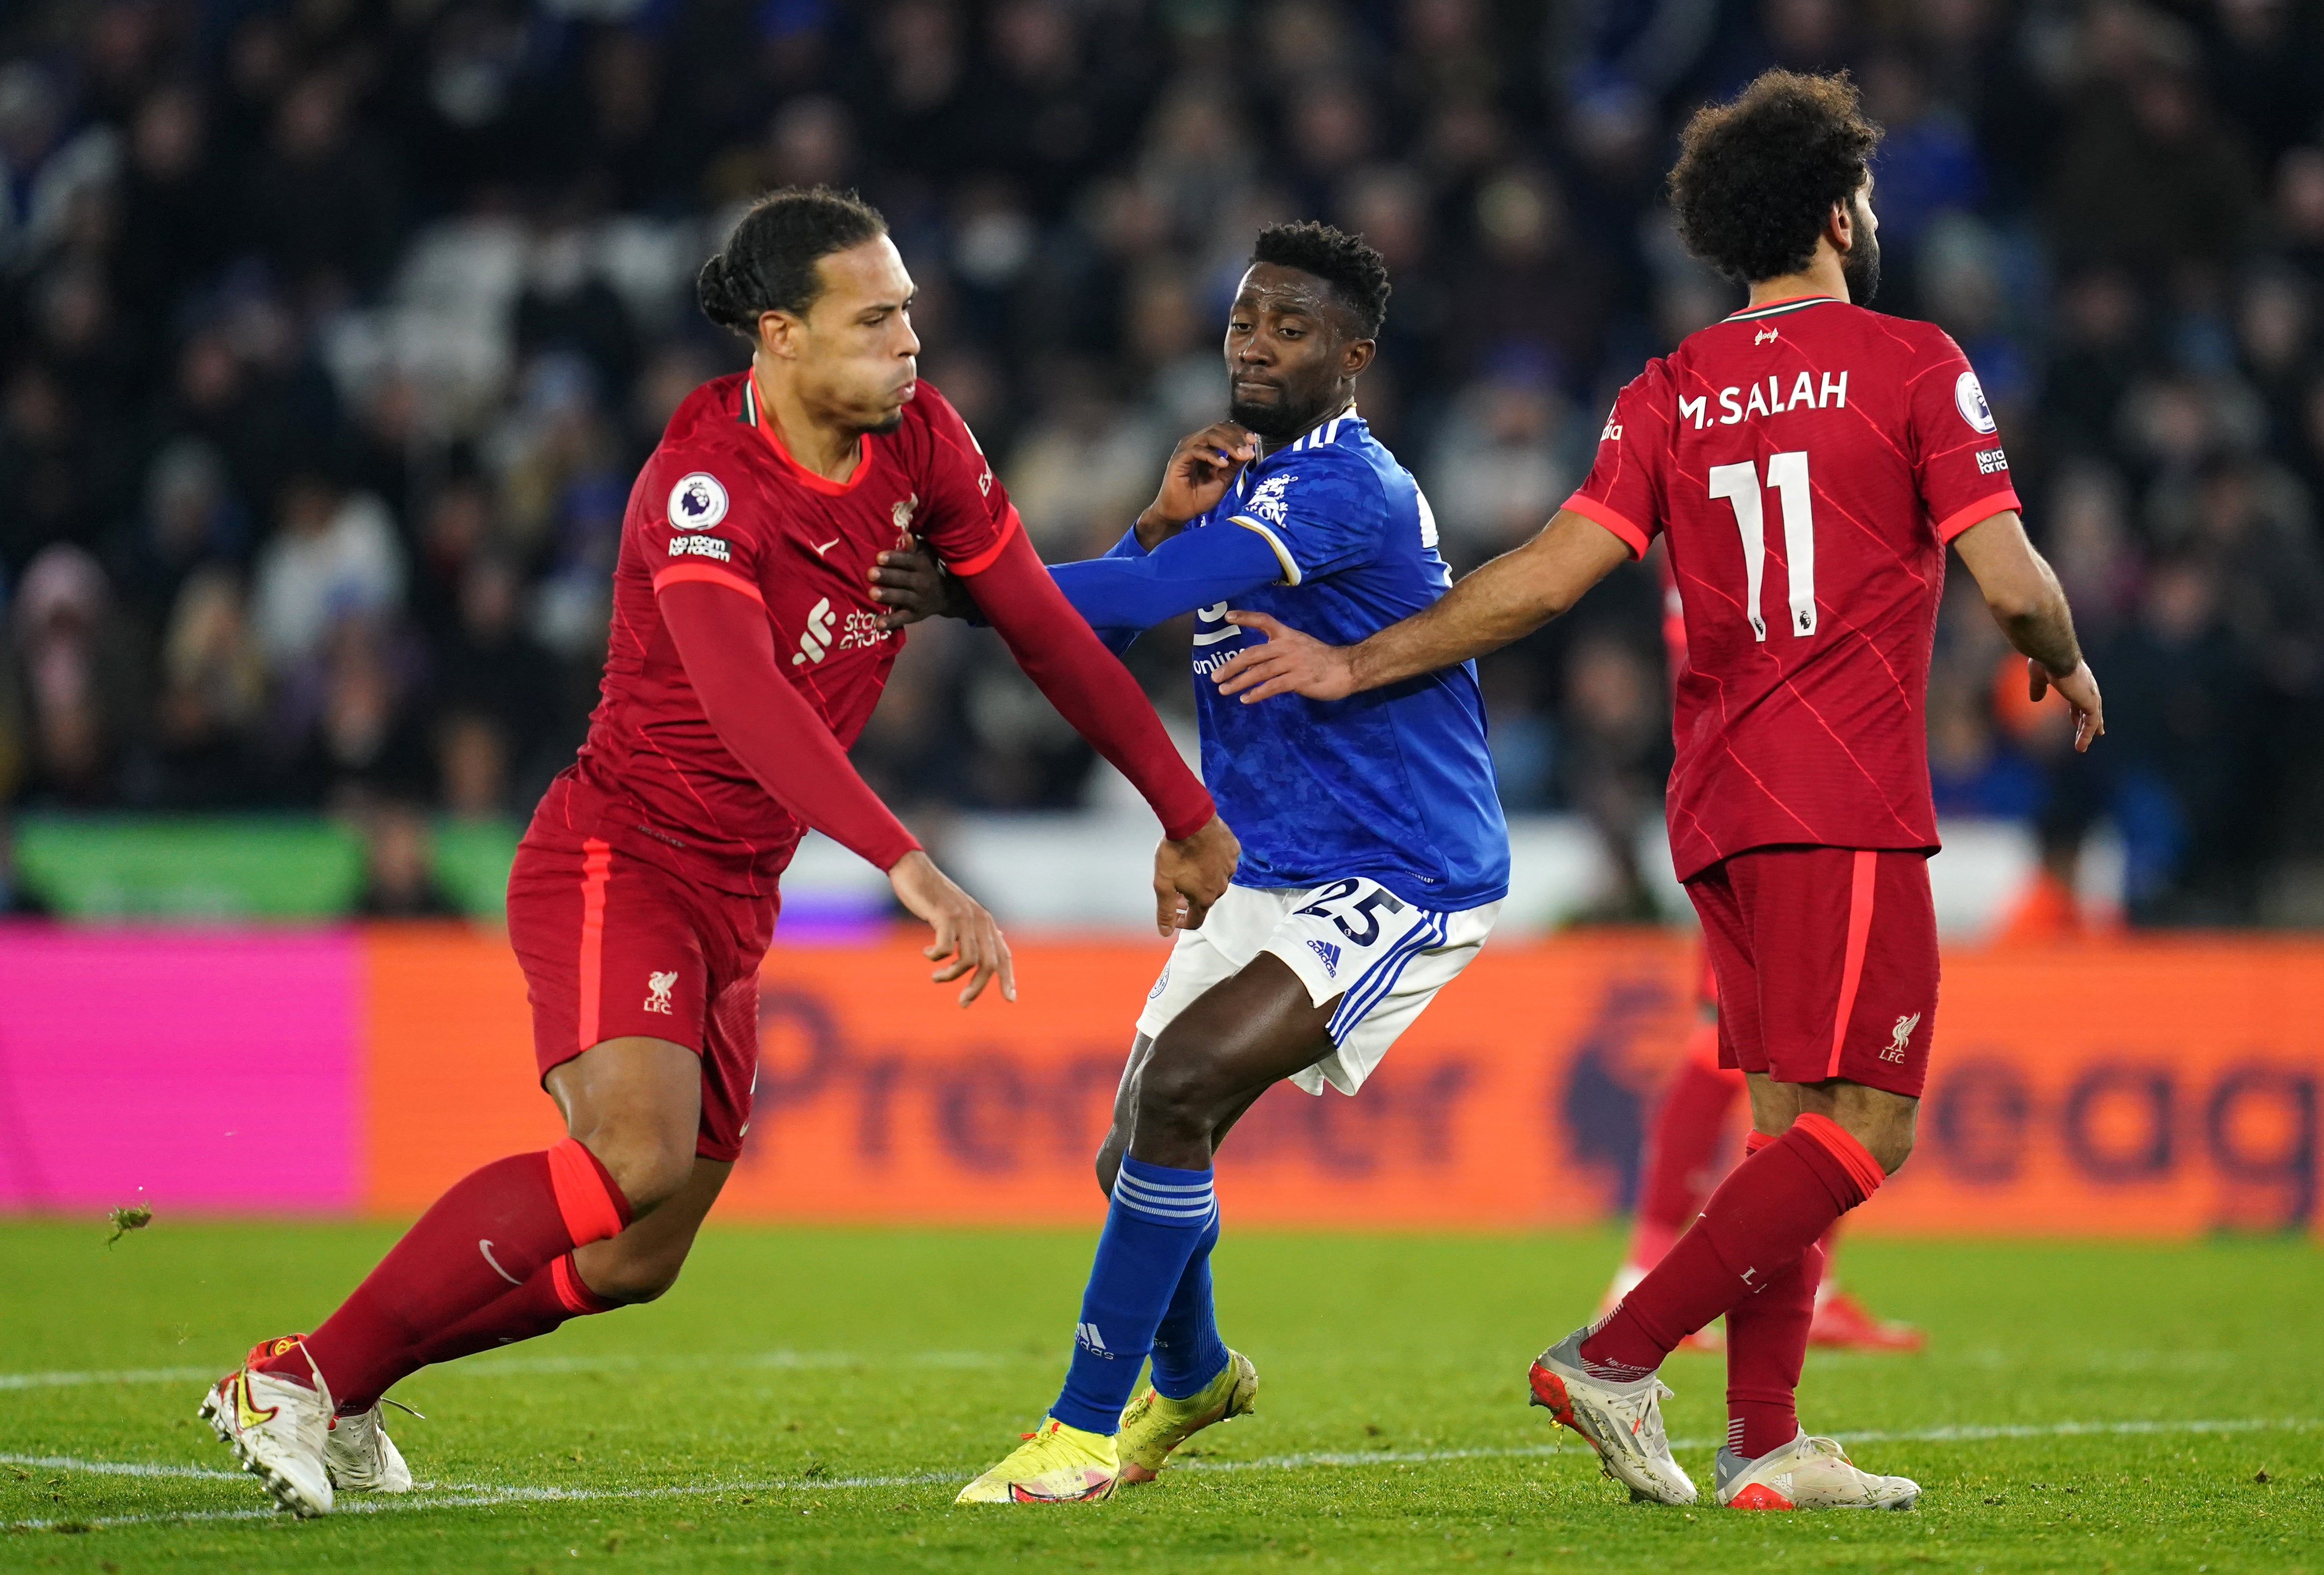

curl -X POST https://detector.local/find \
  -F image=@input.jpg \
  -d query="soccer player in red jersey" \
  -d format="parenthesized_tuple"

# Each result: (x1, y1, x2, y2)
(1607, 546, 1923, 1357)
(202, 188, 1238, 1517)
(1213, 72, 2102, 1511)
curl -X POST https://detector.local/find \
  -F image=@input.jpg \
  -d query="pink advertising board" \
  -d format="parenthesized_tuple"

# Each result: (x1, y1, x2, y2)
(0, 929, 356, 1212)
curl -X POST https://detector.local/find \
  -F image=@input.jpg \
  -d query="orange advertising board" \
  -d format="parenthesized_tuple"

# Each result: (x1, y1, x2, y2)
(361, 929, 2324, 1237)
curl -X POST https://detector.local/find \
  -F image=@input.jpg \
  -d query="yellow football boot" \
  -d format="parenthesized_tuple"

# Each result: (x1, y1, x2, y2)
(1115, 1349, 1259, 1483)
(955, 1417, 1119, 1503)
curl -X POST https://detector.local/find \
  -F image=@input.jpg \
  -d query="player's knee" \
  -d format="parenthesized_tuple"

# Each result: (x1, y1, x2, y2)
(1132, 1052, 1222, 1142)
(1868, 1123, 1914, 1177)
(582, 1132, 694, 1218)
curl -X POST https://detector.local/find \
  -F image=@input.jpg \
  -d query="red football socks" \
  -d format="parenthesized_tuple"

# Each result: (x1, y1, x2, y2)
(270, 1139, 630, 1407)
(1720, 1129, 1822, 1458)
(1626, 1031, 1741, 1270)
(332, 1254, 619, 1415)
(1583, 1113, 1881, 1379)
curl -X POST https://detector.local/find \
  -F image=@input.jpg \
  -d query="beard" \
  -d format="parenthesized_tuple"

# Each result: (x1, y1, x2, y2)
(1228, 388, 1325, 444)
(1841, 214, 1882, 305)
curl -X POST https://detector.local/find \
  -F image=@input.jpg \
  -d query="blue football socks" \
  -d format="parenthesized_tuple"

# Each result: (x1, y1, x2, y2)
(1148, 1206, 1229, 1400)
(1050, 1156, 1217, 1433)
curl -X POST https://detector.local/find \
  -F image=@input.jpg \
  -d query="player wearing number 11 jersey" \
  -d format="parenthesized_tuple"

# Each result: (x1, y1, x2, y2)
(1213, 70, 2103, 1513)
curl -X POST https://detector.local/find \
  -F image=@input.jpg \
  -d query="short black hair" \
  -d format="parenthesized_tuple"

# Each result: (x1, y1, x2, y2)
(697, 186, 888, 338)
(1251, 221, 1390, 338)
(1668, 70, 1882, 284)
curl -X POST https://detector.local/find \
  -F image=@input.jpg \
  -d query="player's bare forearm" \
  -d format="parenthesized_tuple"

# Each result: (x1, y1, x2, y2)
(1212, 509, 1629, 703)
(1952, 511, 2104, 750)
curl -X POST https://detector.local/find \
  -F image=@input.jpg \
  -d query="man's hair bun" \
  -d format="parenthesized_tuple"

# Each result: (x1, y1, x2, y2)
(695, 187, 889, 340)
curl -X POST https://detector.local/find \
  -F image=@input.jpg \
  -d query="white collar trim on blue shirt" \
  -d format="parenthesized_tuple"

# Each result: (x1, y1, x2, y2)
(1283, 402, 1360, 453)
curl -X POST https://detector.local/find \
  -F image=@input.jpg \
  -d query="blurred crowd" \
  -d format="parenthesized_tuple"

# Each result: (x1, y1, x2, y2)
(1, 0, 2322, 923)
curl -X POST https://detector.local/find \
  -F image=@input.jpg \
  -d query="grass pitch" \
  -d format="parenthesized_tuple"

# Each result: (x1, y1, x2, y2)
(1, 1219, 2315, 1572)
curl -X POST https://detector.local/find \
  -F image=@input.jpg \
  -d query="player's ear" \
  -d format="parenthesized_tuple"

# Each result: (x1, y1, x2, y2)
(1341, 338, 1376, 378)
(1828, 196, 1856, 254)
(756, 308, 804, 363)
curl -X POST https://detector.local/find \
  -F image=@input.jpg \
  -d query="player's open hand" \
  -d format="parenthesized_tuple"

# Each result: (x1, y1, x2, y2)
(1136, 423, 1259, 549)
(1152, 813, 1239, 936)
(887, 850, 1015, 1007)
(869, 534, 977, 631)
(1209, 611, 1357, 703)
(2033, 658, 2105, 753)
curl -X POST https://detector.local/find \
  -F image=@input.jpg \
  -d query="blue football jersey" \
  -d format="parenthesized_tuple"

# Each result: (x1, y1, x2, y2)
(1188, 410, 1509, 909)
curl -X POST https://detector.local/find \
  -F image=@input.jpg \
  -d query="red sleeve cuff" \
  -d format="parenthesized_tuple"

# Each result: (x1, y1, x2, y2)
(652, 563, 765, 604)
(1562, 493, 1651, 559)
(946, 506, 1023, 578)
(866, 829, 924, 871)
(1933, 491, 2021, 543)
(1160, 791, 1217, 843)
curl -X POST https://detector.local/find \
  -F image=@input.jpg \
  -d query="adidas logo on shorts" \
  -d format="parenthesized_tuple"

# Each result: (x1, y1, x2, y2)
(1307, 938, 1342, 977)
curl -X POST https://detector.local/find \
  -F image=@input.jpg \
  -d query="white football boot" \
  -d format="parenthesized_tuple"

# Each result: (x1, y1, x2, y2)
(326, 1403, 413, 1493)
(200, 1335, 334, 1516)
(1528, 1327, 1698, 1505)
(1714, 1432, 1920, 1510)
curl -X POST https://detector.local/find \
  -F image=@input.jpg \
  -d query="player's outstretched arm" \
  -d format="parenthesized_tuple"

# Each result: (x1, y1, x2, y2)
(1212, 509, 1633, 703)
(1950, 511, 2104, 752)
(955, 529, 1242, 934)
(869, 523, 1284, 643)
(659, 577, 1012, 1006)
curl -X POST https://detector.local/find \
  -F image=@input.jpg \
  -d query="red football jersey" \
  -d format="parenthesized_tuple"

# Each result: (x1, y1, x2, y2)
(1564, 295, 2020, 881)
(547, 372, 1017, 896)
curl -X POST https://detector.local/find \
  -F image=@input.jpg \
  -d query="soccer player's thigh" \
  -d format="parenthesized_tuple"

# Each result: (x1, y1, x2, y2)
(1260, 883, 1501, 1098)
(1730, 846, 1938, 1127)
(508, 839, 713, 1195)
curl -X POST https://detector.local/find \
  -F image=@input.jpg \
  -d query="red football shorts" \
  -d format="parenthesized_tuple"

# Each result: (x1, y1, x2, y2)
(1686, 845, 1939, 1099)
(506, 834, 775, 1164)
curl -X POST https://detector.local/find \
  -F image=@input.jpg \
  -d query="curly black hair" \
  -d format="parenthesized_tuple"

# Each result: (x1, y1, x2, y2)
(1668, 71, 1882, 284)
(697, 186, 888, 338)
(1252, 221, 1391, 338)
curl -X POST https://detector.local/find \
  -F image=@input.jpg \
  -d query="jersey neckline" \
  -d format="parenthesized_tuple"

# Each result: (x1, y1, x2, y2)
(738, 372, 876, 496)
(1725, 295, 1845, 323)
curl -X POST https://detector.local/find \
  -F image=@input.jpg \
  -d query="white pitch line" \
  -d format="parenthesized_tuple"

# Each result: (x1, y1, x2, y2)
(1, 1452, 245, 1481)
(7, 1415, 2314, 1533)
(0, 1350, 1031, 1392)
(0, 1366, 217, 1391)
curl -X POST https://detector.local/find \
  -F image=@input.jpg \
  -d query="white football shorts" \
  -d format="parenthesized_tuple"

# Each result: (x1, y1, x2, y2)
(1135, 878, 1502, 1096)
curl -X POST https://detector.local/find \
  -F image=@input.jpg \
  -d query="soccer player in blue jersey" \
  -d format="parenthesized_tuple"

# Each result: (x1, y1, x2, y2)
(876, 222, 1510, 1502)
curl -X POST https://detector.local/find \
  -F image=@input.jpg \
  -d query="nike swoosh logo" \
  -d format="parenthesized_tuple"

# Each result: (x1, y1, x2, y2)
(479, 1239, 523, 1285)
(234, 1372, 277, 1430)
(811, 537, 841, 557)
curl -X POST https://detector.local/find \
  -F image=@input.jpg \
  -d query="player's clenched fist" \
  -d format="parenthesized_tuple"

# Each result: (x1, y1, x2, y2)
(1136, 423, 1260, 549)
(887, 849, 1016, 1007)
(1151, 813, 1240, 936)
(1208, 610, 1357, 703)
